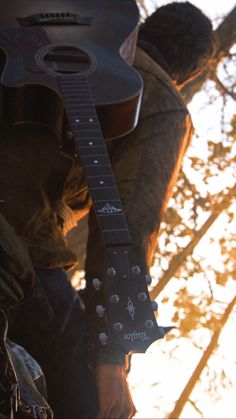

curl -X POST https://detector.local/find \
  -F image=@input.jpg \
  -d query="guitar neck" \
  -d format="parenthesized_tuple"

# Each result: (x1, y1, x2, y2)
(58, 75, 132, 247)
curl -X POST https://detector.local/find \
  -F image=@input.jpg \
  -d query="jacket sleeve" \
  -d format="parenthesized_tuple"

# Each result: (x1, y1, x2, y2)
(109, 108, 193, 267)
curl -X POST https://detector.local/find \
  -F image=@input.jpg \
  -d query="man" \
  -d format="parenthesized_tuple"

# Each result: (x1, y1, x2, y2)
(0, 2, 214, 418)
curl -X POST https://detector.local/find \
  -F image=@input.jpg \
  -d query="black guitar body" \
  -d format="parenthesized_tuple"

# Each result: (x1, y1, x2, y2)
(0, 0, 143, 140)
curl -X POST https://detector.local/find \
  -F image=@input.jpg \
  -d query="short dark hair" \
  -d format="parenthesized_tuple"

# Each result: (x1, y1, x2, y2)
(138, 2, 214, 85)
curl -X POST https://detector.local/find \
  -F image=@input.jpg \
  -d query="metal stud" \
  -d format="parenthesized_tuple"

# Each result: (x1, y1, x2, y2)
(158, 327, 165, 338)
(145, 320, 154, 329)
(107, 267, 116, 277)
(113, 322, 123, 332)
(110, 294, 119, 304)
(151, 301, 158, 311)
(92, 278, 101, 290)
(138, 292, 147, 302)
(99, 332, 108, 346)
(96, 305, 106, 317)
(132, 265, 141, 275)
(145, 274, 152, 285)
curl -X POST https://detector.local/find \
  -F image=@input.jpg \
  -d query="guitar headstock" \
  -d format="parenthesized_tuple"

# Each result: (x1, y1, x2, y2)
(92, 246, 168, 354)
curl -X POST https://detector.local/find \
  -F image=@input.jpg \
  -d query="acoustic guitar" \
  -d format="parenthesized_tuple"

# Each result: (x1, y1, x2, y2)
(0, 0, 169, 356)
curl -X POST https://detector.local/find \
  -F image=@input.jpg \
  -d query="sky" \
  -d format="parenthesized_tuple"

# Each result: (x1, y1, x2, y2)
(128, 2, 236, 418)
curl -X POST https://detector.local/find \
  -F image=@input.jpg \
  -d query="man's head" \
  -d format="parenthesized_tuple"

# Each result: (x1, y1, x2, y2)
(138, 2, 214, 87)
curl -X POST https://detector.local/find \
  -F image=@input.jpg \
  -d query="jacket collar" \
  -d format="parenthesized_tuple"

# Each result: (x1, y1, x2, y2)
(137, 39, 172, 77)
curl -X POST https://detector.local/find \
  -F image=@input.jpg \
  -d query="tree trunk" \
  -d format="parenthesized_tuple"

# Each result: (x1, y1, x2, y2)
(181, 6, 236, 103)
(150, 185, 235, 300)
(167, 295, 236, 419)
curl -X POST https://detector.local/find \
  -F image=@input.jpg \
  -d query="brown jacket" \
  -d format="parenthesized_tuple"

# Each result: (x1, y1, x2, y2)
(0, 47, 193, 271)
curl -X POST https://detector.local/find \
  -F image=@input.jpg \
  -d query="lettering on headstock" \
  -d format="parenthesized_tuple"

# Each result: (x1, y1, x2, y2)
(124, 331, 150, 343)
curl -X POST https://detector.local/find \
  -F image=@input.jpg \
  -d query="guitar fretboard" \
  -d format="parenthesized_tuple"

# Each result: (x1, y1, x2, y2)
(58, 75, 132, 247)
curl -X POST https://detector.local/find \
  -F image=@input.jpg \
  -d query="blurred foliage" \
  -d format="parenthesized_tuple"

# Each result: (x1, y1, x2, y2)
(133, 2, 236, 415)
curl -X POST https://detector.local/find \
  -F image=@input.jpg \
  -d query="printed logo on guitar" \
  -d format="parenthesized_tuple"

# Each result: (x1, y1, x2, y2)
(124, 330, 150, 342)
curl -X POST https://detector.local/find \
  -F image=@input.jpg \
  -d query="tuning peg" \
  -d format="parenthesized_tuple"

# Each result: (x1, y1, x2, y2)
(107, 267, 116, 277)
(99, 332, 108, 346)
(158, 326, 175, 338)
(113, 322, 123, 332)
(145, 320, 154, 329)
(92, 278, 102, 290)
(132, 265, 141, 275)
(96, 305, 106, 317)
(145, 274, 152, 285)
(138, 292, 147, 302)
(110, 294, 120, 304)
(151, 301, 158, 311)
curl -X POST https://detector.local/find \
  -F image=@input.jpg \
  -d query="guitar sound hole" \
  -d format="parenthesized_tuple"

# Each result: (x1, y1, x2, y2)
(44, 46, 92, 75)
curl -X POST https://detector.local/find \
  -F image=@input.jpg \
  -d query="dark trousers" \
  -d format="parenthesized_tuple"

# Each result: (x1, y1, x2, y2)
(9, 268, 99, 419)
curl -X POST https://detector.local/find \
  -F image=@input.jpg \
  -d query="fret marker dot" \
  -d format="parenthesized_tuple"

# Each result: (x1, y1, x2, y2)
(89, 118, 94, 122)
(100, 181, 104, 184)
(89, 142, 93, 146)
(94, 160, 98, 164)
(75, 118, 80, 123)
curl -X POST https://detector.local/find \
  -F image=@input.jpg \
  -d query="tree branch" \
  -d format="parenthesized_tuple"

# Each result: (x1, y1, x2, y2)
(150, 185, 236, 300)
(166, 295, 236, 419)
(181, 6, 236, 103)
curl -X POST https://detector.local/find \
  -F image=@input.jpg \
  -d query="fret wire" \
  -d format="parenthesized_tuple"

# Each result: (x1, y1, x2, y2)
(101, 229, 129, 232)
(61, 88, 91, 92)
(86, 174, 114, 178)
(79, 144, 106, 147)
(89, 187, 116, 191)
(73, 136, 103, 139)
(68, 111, 97, 116)
(83, 164, 109, 167)
(72, 129, 101, 133)
(68, 110, 96, 114)
(65, 102, 92, 106)
(62, 90, 91, 93)
(80, 153, 107, 157)
(69, 123, 99, 127)
(98, 213, 124, 217)
(66, 104, 94, 109)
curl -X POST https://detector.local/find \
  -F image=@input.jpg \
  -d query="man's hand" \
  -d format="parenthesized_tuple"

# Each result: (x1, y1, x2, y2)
(96, 363, 136, 419)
